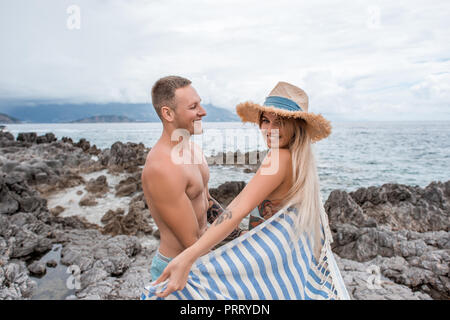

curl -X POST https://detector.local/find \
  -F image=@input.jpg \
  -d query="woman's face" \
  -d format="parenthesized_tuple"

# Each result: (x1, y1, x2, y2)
(260, 112, 294, 148)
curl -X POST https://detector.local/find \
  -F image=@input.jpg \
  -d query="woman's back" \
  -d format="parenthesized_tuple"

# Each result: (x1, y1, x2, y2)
(249, 148, 293, 229)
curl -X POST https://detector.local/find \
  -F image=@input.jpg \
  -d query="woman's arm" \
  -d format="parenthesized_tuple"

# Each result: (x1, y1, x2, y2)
(154, 149, 291, 297)
(207, 193, 246, 241)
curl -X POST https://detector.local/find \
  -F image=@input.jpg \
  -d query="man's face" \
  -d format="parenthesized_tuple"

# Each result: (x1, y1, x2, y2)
(173, 85, 207, 135)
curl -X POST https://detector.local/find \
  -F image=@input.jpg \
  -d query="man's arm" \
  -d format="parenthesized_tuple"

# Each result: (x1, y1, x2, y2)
(143, 163, 200, 248)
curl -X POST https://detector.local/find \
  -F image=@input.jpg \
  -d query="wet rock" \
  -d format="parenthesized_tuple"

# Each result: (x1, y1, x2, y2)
(49, 206, 65, 217)
(0, 131, 14, 142)
(51, 215, 102, 231)
(17, 132, 37, 144)
(115, 174, 141, 197)
(101, 208, 125, 225)
(0, 261, 36, 299)
(0, 172, 47, 215)
(102, 200, 153, 237)
(85, 175, 109, 196)
(36, 133, 57, 144)
(46, 259, 57, 268)
(75, 138, 91, 152)
(28, 261, 47, 276)
(79, 194, 98, 207)
(55, 229, 147, 299)
(102, 142, 149, 173)
(209, 181, 246, 206)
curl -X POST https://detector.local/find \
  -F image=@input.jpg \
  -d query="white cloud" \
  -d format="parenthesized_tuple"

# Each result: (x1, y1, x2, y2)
(0, 0, 449, 120)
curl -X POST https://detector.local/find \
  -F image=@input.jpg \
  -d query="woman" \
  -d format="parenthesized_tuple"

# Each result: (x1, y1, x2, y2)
(154, 81, 333, 298)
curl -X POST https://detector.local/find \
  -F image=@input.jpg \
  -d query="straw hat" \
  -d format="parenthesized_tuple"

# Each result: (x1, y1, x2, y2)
(236, 81, 332, 143)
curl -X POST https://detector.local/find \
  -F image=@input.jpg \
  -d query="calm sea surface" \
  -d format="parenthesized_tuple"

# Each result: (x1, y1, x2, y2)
(4, 121, 450, 200)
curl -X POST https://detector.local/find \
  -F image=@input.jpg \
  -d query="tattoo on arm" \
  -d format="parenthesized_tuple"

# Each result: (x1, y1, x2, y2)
(208, 197, 244, 239)
(214, 208, 232, 226)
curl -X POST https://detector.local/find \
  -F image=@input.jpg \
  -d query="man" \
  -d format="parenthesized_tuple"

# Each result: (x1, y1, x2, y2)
(142, 76, 243, 281)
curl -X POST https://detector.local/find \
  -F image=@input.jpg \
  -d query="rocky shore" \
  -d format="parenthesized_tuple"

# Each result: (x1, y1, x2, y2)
(0, 131, 448, 300)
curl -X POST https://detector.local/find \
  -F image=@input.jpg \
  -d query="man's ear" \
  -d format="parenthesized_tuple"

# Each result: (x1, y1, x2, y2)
(161, 106, 174, 122)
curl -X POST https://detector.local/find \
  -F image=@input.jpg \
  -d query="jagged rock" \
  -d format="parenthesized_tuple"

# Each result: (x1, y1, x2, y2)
(102, 201, 153, 237)
(56, 229, 145, 298)
(326, 181, 450, 299)
(85, 175, 109, 196)
(101, 141, 149, 173)
(0, 172, 48, 215)
(17, 132, 37, 144)
(101, 208, 125, 225)
(209, 181, 246, 206)
(115, 174, 141, 197)
(36, 133, 57, 144)
(46, 260, 57, 268)
(347, 181, 449, 232)
(49, 206, 65, 217)
(0, 261, 37, 299)
(335, 255, 432, 300)
(0, 131, 14, 142)
(79, 194, 98, 207)
(28, 261, 47, 276)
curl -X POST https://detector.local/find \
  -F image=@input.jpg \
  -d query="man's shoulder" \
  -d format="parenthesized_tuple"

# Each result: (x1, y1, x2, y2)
(143, 157, 181, 178)
(143, 151, 189, 189)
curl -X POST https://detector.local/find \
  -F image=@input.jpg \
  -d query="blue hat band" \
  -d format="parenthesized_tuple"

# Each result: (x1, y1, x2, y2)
(263, 96, 302, 112)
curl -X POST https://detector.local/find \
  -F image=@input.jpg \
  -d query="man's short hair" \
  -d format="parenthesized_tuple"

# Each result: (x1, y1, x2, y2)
(151, 76, 192, 119)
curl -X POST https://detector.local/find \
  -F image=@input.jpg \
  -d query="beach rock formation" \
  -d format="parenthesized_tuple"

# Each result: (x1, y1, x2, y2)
(325, 181, 450, 300)
(1, 131, 447, 300)
(101, 198, 153, 237)
(334, 255, 432, 300)
(99, 142, 149, 173)
(0, 167, 102, 299)
(114, 173, 142, 198)
(54, 229, 153, 300)
(0, 132, 91, 195)
(209, 181, 246, 206)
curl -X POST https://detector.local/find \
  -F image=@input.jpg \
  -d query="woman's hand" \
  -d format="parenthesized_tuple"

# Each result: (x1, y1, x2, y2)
(153, 249, 195, 298)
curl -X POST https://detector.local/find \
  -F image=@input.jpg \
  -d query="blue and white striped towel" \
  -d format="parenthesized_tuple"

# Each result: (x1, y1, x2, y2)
(141, 206, 350, 300)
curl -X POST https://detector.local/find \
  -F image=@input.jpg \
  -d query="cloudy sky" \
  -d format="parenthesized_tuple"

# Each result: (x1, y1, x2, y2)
(0, 0, 449, 120)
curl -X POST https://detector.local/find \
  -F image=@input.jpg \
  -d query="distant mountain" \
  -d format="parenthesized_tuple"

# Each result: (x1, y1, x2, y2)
(0, 112, 21, 124)
(203, 104, 239, 122)
(0, 102, 239, 123)
(70, 115, 135, 123)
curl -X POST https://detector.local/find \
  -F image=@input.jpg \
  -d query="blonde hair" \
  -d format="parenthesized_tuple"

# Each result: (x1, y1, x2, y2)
(259, 112, 324, 260)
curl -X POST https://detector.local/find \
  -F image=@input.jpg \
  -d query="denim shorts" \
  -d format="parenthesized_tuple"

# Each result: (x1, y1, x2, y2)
(150, 249, 173, 281)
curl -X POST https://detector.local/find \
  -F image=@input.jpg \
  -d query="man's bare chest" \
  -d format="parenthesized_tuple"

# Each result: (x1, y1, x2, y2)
(185, 160, 209, 200)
